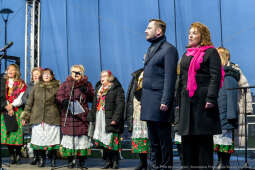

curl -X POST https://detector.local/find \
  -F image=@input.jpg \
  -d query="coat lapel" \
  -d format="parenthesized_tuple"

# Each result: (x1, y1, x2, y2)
(144, 40, 165, 66)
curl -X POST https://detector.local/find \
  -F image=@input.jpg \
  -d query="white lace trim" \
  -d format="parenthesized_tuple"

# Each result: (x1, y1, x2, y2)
(93, 109, 112, 145)
(61, 135, 92, 149)
(31, 123, 60, 146)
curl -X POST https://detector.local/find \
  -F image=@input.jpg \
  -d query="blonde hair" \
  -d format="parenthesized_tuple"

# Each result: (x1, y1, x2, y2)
(70, 65, 85, 76)
(189, 22, 213, 47)
(31, 67, 42, 82)
(101, 70, 114, 82)
(4, 64, 21, 80)
(217, 47, 230, 66)
(177, 63, 180, 75)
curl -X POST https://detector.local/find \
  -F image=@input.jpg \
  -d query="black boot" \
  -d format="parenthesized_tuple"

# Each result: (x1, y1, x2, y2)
(38, 150, 46, 167)
(135, 153, 147, 170)
(112, 151, 119, 169)
(112, 160, 119, 169)
(30, 150, 39, 165)
(48, 149, 57, 167)
(7, 146, 16, 164)
(215, 152, 223, 170)
(102, 160, 113, 169)
(177, 144, 184, 166)
(102, 149, 113, 169)
(221, 153, 231, 170)
(78, 156, 88, 169)
(67, 156, 75, 169)
(15, 146, 22, 164)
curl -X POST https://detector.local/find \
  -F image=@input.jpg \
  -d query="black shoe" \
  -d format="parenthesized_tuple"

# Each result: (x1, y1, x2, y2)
(30, 157, 39, 165)
(38, 157, 45, 167)
(135, 162, 147, 170)
(51, 159, 56, 168)
(215, 162, 224, 170)
(112, 160, 119, 169)
(78, 156, 88, 169)
(15, 154, 22, 164)
(68, 159, 75, 169)
(102, 161, 113, 169)
(135, 153, 147, 170)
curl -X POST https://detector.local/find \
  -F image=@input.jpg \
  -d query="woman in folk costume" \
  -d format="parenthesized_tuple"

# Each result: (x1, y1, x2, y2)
(56, 65, 94, 169)
(88, 70, 125, 169)
(21, 68, 61, 167)
(21, 67, 42, 165)
(125, 68, 149, 170)
(223, 49, 253, 147)
(176, 22, 224, 170)
(213, 47, 239, 170)
(1, 64, 26, 164)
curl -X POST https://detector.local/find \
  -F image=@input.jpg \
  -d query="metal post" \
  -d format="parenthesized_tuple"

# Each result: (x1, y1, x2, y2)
(25, 2, 29, 83)
(37, 1, 41, 67)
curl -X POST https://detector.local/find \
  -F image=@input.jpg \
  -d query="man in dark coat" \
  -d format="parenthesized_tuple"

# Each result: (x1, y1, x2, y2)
(141, 19, 178, 170)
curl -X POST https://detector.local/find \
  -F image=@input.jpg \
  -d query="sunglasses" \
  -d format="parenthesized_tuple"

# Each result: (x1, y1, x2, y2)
(72, 71, 81, 75)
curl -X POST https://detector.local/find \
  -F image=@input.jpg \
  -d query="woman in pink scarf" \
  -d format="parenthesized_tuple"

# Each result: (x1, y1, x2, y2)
(176, 22, 223, 170)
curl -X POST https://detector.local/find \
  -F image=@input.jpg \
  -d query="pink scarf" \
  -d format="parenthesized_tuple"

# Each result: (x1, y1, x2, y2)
(186, 46, 224, 97)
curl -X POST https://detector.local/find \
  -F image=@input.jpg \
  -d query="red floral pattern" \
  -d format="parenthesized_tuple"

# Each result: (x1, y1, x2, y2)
(131, 138, 149, 153)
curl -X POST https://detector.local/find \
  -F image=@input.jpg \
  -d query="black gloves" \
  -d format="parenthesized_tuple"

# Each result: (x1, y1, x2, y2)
(62, 99, 69, 109)
(79, 86, 88, 94)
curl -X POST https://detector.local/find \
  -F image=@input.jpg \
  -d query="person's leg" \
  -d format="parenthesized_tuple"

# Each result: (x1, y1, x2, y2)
(215, 151, 223, 169)
(78, 155, 88, 169)
(147, 121, 161, 170)
(158, 122, 173, 170)
(30, 149, 39, 165)
(14, 145, 22, 163)
(38, 149, 46, 167)
(102, 149, 113, 169)
(198, 135, 214, 170)
(112, 150, 119, 169)
(182, 135, 199, 170)
(48, 149, 57, 167)
(67, 156, 75, 168)
(221, 152, 231, 170)
(7, 145, 16, 164)
(135, 153, 148, 170)
(177, 144, 184, 166)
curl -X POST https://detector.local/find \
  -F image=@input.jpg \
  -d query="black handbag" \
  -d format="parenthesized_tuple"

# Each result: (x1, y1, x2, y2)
(3, 112, 18, 134)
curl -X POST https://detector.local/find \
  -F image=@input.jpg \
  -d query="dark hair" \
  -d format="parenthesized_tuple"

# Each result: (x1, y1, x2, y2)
(149, 19, 166, 34)
(42, 68, 56, 81)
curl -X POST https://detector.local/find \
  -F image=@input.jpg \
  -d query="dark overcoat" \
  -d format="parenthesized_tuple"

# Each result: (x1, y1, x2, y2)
(125, 68, 144, 132)
(56, 76, 94, 136)
(141, 36, 178, 122)
(217, 66, 239, 130)
(177, 48, 222, 135)
(87, 78, 125, 134)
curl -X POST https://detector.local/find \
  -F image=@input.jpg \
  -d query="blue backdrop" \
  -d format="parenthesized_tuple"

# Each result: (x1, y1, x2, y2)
(0, 0, 25, 74)
(1, 0, 255, 93)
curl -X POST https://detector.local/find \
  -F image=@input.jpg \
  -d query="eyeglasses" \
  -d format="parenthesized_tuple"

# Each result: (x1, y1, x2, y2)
(72, 71, 81, 75)
(43, 73, 51, 76)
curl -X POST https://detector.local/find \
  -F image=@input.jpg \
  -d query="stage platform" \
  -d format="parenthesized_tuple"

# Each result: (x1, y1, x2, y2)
(1, 155, 255, 170)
